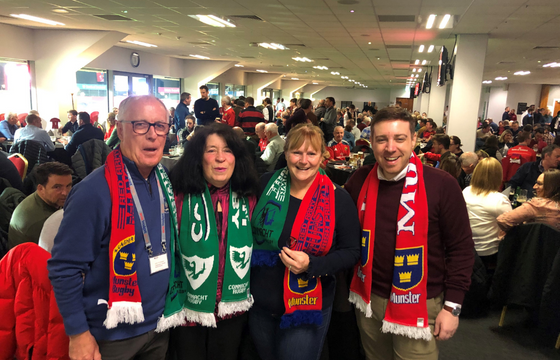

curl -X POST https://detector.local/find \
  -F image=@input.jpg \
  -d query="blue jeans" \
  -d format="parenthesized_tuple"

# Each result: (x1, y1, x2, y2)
(249, 306, 332, 360)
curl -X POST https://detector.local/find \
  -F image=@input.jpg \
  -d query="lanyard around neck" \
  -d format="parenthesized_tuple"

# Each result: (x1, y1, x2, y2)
(126, 167, 166, 256)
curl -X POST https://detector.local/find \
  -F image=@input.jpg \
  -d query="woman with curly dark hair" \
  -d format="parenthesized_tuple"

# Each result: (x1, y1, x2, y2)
(168, 123, 259, 360)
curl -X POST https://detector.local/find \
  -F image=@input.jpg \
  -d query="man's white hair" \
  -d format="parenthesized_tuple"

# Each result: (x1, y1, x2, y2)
(118, 95, 168, 121)
(256, 122, 266, 131)
(265, 122, 278, 134)
(460, 152, 478, 167)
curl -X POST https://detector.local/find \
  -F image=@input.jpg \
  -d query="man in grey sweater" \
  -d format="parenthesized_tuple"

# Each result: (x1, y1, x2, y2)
(321, 97, 337, 143)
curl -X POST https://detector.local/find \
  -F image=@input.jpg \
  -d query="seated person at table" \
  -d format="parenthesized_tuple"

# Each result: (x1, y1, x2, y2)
(178, 115, 196, 146)
(13, 114, 55, 151)
(8, 162, 72, 249)
(420, 134, 452, 167)
(498, 169, 560, 232)
(0, 112, 20, 141)
(420, 119, 436, 142)
(343, 125, 356, 148)
(256, 122, 268, 151)
(261, 123, 285, 171)
(509, 144, 560, 199)
(63, 112, 104, 156)
(506, 131, 536, 163)
(528, 127, 548, 154)
(61, 110, 79, 135)
(328, 126, 351, 161)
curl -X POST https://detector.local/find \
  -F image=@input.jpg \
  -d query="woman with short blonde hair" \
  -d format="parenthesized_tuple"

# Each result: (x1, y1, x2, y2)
(463, 158, 512, 268)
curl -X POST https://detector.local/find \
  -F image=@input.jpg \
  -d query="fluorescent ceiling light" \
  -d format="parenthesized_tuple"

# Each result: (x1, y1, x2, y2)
(412, 68, 416, 72)
(190, 54, 209, 59)
(313, 66, 328, 70)
(291, 78, 299, 80)
(331, 71, 340, 75)
(426, 14, 436, 29)
(514, 70, 531, 75)
(293, 57, 313, 62)
(417, 68, 422, 72)
(543, 62, 560, 68)
(419, 45, 425, 52)
(313, 82, 319, 85)
(11, 14, 64, 26)
(415, 74, 419, 77)
(52, 9, 68, 13)
(495, 77, 508, 80)
(256, 69, 268, 73)
(127, 40, 157, 47)
(439, 14, 451, 29)
(415, 59, 420, 65)
(207, 15, 235, 27)
(428, 45, 434, 53)
(482, 80, 492, 84)
(235, 64, 244, 67)
(422, 60, 427, 65)
(259, 42, 288, 50)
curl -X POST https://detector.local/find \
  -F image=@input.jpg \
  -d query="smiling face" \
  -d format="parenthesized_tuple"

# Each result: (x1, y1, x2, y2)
(371, 120, 416, 179)
(287, 140, 321, 186)
(117, 96, 168, 178)
(534, 173, 545, 198)
(333, 126, 344, 143)
(202, 134, 235, 188)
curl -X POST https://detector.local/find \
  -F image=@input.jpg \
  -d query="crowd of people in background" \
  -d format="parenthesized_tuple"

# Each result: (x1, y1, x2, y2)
(1, 88, 559, 360)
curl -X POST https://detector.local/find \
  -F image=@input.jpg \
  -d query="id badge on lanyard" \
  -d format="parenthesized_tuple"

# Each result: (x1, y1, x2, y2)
(126, 168, 169, 274)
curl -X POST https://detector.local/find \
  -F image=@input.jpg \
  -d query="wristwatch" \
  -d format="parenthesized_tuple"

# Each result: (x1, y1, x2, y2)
(443, 304, 461, 317)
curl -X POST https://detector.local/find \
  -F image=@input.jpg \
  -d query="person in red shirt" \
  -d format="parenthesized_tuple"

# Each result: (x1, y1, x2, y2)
(255, 122, 268, 151)
(327, 126, 351, 160)
(507, 131, 536, 163)
(529, 127, 548, 153)
(221, 96, 236, 127)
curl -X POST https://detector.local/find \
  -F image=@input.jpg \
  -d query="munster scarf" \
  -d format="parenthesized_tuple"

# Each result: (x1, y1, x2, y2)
(104, 148, 178, 329)
(252, 168, 335, 328)
(348, 154, 431, 341)
(170, 186, 253, 328)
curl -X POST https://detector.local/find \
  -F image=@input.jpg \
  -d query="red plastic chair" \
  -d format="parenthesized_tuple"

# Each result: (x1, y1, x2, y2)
(8, 153, 28, 180)
(18, 113, 28, 127)
(0, 113, 4, 121)
(90, 111, 99, 124)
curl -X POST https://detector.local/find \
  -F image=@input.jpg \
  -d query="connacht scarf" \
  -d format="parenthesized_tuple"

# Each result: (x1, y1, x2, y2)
(104, 148, 178, 329)
(161, 186, 253, 329)
(252, 168, 335, 328)
(349, 154, 431, 341)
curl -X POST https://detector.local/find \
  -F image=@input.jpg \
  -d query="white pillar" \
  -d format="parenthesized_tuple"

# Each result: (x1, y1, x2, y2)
(33, 30, 126, 120)
(301, 84, 327, 101)
(281, 80, 309, 100)
(428, 81, 447, 125)
(245, 73, 283, 103)
(447, 34, 489, 152)
(420, 92, 430, 115)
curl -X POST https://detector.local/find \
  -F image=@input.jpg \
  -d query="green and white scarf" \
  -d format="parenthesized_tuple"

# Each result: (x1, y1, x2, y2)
(157, 185, 253, 330)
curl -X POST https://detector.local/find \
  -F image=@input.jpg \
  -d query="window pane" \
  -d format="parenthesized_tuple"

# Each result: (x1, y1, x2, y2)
(207, 82, 220, 103)
(233, 85, 245, 98)
(113, 75, 129, 109)
(76, 69, 108, 114)
(0, 60, 31, 116)
(154, 77, 180, 110)
(225, 84, 234, 97)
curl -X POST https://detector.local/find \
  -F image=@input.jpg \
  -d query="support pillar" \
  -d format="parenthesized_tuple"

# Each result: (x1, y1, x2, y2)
(447, 34, 489, 152)
(427, 81, 447, 126)
(420, 92, 430, 115)
(245, 73, 283, 103)
(301, 84, 328, 101)
(281, 80, 309, 101)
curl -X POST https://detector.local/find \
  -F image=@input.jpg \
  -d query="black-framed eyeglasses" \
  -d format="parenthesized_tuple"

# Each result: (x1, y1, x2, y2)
(120, 120, 170, 135)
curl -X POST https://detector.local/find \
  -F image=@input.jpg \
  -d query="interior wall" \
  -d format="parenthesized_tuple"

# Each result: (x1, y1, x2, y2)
(389, 86, 410, 104)
(312, 87, 391, 109)
(478, 86, 491, 119)
(210, 68, 246, 86)
(487, 86, 508, 121)
(506, 83, 541, 114)
(0, 23, 35, 60)
(547, 85, 560, 111)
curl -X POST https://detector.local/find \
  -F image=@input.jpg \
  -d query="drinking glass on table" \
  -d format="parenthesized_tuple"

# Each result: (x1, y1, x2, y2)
(517, 189, 528, 204)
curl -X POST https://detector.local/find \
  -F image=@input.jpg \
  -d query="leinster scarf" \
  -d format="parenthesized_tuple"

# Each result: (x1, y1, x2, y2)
(168, 186, 253, 328)
(348, 154, 431, 341)
(252, 168, 335, 328)
(104, 148, 178, 329)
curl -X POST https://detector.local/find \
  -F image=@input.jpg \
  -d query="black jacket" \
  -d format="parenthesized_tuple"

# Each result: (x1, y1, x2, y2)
(65, 124, 104, 156)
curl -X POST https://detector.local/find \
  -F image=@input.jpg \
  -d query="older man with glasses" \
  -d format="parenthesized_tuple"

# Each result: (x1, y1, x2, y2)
(49, 95, 178, 360)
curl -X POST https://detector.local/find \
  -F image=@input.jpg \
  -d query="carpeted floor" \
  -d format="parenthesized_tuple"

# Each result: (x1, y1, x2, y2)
(439, 308, 560, 360)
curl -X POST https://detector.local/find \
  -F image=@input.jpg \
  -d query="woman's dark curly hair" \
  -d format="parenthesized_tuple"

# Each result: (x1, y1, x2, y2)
(169, 123, 259, 197)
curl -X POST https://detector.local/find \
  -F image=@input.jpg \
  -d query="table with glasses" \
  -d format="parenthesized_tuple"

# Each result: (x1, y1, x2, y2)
(160, 155, 180, 171)
(326, 161, 356, 186)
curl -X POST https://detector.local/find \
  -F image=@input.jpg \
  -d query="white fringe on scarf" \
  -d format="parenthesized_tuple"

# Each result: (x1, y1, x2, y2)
(382, 320, 433, 341)
(155, 309, 188, 333)
(185, 308, 217, 328)
(348, 291, 373, 318)
(103, 302, 145, 329)
(217, 295, 254, 318)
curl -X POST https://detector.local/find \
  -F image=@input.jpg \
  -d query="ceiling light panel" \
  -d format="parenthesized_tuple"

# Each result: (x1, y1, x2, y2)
(426, 14, 436, 29)
(293, 57, 313, 62)
(11, 14, 64, 26)
(127, 40, 157, 47)
(439, 14, 451, 29)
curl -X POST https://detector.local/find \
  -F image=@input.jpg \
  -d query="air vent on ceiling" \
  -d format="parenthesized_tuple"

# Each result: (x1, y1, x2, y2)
(189, 41, 213, 45)
(369, 48, 381, 51)
(390, 60, 410, 63)
(228, 15, 264, 21)
(533, 46, 560, 50)
(497, 61, 515, 64)
(240, 56, 255, 59)
(284, 44, 306, 47)
(314, 58, 330, 61)
(386, 45, 412, 49)
(94, 14, 132, 21)
(272, 65, 285, 67)
(378, 15, 416, 23)
(338, 0, 360, 4)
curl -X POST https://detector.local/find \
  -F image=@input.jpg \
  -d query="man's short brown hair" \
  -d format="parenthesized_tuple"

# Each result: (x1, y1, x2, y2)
(370, 107, 415, 135)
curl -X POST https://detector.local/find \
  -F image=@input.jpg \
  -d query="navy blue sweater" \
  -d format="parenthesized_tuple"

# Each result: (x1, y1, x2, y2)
(48, 156, 171, 341)
(174, 101, 190, 131)
(194, 97, 220, 125)
(65, 123, 104, 155)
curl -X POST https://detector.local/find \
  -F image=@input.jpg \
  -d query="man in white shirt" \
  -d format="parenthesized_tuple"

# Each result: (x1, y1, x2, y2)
(14, 114, 55, 151)
(260, 123, 285, 171)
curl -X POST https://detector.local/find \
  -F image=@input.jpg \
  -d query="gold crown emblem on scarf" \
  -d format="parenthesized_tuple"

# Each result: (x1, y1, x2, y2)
(120, 252, 128, 260)
(124, 262, 134, 270)
(298, 278, 308, 288)
(394, 255, 405, 266)
(407, 254, 419, 266)
(361, 236, 367, 247)
(399, 272, 412, 283)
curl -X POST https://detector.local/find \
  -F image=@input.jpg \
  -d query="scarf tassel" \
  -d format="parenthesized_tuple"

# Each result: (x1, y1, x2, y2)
(155, 309, 188, 333)
(218, 296, 254, 318)
(185, 308, 217, 328)
(381, 320, 433, 341)
(103, 302, 145, 329)
(279, 310, 322, 329)
(348, 291, 373, 318)
(251, 249, 280, 267)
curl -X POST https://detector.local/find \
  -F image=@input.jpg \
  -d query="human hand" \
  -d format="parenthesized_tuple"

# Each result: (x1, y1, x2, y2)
(0, 137, 6, 142)
(433, 309, 459, 341)
(69, 330, 101, 360)
(279, 246, 310, 274)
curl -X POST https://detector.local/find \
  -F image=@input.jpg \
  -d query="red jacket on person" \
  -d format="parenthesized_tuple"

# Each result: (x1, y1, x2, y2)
(0, 243, 69, 360)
